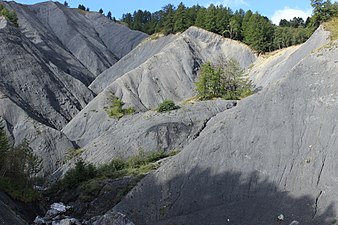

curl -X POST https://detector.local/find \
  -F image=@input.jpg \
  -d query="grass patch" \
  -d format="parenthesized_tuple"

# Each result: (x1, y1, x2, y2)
(65, 148, 85, 162)
(323, 17, 338, 41)
(149, 33, 164, 40)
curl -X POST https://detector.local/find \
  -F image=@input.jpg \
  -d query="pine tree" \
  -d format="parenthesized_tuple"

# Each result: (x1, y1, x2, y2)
(78, 4, 86, 11)
(205, 4, 218, 32)
(99, 8, 103, 14)
(195, 7, 207, 29)
(215, 5, 231, 34)
(64, 1, 69, 7)
(196, 62, 215, 99)
(243, 13, 274, 53)
(162, 4, 175, 34)
(107, 11, 112, 20)
(196, 58, 252, 100)
(174, 2, 189, 33)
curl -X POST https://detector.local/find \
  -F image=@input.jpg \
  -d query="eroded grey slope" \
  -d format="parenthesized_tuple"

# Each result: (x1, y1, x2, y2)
(80, 100, 237, 165)
(0, 91, 74, 175)
(107, 27, 256, 111)
(0, 17, 94, 129)
(90, 34, 177, 94)
(4, 1, 147, 79)
(114, 29, 338, 225)
(3, 1, 96, 86)
(63, 27, 256, 148)
(250, 26, 331, 88)
(86, 13, 148, 59)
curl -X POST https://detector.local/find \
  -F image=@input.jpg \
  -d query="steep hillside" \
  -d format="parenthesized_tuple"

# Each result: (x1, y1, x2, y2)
(0, 91, 74, 174)
(65, 100, 237, 165)
(0, 1, 147, 172)
(103, 27, 256, 111)
(4, 1, 147, 77)
(0, 16, 93, 130)
(90, 34, 178, 94)
(250, 26, 331, 88)
(62, 27, 256, 155)
(112, 27, 338, 225)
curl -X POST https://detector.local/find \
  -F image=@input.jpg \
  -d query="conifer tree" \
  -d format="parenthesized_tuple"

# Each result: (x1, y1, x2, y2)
(174, 2, 189, 33)
(162, 4, 175, 34)
(107, 11, 112, 20)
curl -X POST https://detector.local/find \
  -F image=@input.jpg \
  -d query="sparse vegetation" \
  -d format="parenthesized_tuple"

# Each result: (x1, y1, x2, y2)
(0, 121, 41, 202)
(61, 160, 97, 188)
(107, 96, 135, 118)
(65, 147, 85, 162)
(157, 99, 180, 113)
(53, 150, 178, 191)
(0, 3, 18, 27)
(323, 17, 338, 40)
(195, 58, 253, 100)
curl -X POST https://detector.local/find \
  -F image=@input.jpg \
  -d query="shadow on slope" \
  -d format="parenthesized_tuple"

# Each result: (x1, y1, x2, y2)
(117, 168, 336, 225)
(0, 190, 43, 225)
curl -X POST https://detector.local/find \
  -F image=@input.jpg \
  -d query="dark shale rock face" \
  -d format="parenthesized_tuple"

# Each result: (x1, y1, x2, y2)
(0, 1, 146, 174)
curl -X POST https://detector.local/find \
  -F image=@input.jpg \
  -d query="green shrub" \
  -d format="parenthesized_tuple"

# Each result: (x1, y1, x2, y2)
(157, 99, 180, 113)
(62, 160, 97, 188)
(0, 4, 18, 27)
(108, 97, 135, 118)
(98, 158, 128, 179)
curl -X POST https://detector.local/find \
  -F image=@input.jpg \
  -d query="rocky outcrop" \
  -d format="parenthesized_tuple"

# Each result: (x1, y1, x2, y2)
(113, 28, 338, 225)
(0, 1, 147, 129)
(0, 201, 28, 225)
(0, 16, 94, 129)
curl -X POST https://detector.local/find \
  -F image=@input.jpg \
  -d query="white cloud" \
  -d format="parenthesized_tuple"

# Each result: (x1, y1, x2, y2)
(271, 7, 312, 25)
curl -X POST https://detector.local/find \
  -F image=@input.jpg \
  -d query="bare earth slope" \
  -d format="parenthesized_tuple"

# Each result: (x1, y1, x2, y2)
(79, 100, 236, 165)
(0, 16, 93, 129)
(89, 34, 178, 94)
(62, 27, 257, 151)
(113, 27, 338, 225)
(104, 27, 256, 111)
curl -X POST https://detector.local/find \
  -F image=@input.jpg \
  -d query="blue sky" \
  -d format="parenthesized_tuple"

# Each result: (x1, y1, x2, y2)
(15, 0, 314, 24)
